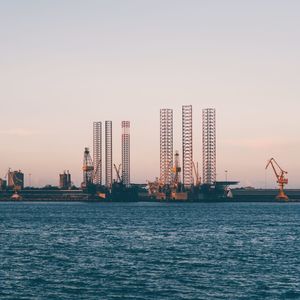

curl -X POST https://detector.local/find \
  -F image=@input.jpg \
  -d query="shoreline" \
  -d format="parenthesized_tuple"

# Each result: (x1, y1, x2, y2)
(1, 198, 300, 203)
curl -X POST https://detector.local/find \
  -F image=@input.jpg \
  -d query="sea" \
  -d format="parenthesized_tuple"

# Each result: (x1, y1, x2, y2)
(0, 202, 299, 300)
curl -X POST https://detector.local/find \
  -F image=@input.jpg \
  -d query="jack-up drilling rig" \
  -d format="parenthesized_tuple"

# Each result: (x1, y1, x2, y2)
(266, 158, 288, 201)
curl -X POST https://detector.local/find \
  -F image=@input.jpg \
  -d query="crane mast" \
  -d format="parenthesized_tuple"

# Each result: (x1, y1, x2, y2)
(82, 147, 94, 189)
(192, 161, 201, 187)
(265, 158, 288, 201)
(114, 164, 122, 183)
(172, 151, 181, 188)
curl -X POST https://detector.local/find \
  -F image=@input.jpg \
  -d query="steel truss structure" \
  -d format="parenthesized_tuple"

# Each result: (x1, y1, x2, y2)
(202, 108, 216, 184)
(105, 121, 113, 188)
(93, 122, 102, 185)
(182, 105, 193, 187)
(122, 121, 130, 187)
(160, 109, 173, 185)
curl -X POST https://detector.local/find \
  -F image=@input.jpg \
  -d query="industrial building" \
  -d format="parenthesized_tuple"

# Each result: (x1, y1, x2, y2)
(202, 108, 216, 184)
(59, 171, 72, 190)
(7, 170, 24, 190)
(182, 105, 193, 188)
(160, 109, 173, 185)
(93, 122, 102, 185)
(122, 121, 130, 187)
(105, 121, 113, 188)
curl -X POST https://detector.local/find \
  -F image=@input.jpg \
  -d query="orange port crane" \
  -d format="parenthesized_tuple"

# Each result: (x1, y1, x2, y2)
(265, 158, 288, 201)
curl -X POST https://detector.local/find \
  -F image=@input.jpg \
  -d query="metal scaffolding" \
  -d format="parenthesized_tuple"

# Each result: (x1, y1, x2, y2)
(182, 105, 193, 188)
(122, 121, 130, 187)
(93, 122, 102, 185)
(160, 109, 173, 185)
(202, 108, 216, 184)
(105, 121, 113, 188)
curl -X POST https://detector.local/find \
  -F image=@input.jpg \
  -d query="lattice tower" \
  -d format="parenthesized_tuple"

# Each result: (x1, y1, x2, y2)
(105, 121, 113, 188)
(122, 121, 130, 187)
(160, 109, 173, 185)
(182, 105, 193, 188)
(202, 108, 216, 184)
(93, 122, 102, 185)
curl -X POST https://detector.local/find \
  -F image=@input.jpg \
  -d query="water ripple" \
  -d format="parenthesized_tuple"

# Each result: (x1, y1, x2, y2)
(0, 202, 300, 299)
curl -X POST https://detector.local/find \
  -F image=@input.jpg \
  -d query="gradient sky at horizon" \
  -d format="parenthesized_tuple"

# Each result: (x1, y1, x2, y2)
(0, 0, 300, 188)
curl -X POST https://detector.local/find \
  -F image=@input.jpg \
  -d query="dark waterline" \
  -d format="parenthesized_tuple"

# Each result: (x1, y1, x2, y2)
(1, 202, 299, 299)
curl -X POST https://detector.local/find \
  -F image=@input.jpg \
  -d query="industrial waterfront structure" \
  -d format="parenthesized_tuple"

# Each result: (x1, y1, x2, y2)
(7, 170, 24, 190)
(105, 121, 113, 188)
(266, 158, 289, 201)
(173, 150, 181, 186)
(93, 122, 102, 185)
(202, 108, 216, 184)
(1, 105, 291, 202)
(182, 105, 193, 188)
(160, 109, 173, 185)
(59, 171, 72, 190)
(82, 147, 94, 188)
(122, 121, 130, 187)
(150, 106, 237, 201)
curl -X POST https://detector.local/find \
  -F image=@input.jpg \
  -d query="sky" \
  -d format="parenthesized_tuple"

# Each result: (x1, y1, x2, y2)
(0, 0, 300, 188)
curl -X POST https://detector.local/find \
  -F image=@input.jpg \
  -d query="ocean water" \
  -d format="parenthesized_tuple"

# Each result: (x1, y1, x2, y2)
(0, 202, 299, 300)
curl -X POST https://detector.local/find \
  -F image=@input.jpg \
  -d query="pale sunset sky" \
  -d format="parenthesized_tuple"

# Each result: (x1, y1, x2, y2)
(0, 1, 299, 188)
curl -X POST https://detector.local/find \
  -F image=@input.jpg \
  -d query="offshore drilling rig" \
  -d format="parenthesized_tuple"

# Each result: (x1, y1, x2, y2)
(81, 120, 138, 201)
(148, 106, 238, 201)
